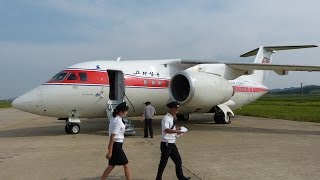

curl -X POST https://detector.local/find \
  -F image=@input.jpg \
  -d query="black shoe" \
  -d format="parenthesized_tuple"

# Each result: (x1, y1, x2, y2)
(150, 136, 153, 138)
(182, 177, 191, 180)
(143, 136, 148, 138)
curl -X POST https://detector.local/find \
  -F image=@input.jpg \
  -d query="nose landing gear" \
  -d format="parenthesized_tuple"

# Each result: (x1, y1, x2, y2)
(64, 116, 81, 134)
(65, 122, 81, 134)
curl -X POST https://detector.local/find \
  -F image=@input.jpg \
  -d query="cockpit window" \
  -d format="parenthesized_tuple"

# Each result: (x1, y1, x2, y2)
(79, 72, 87, 81)
(50, 72, 67, 81)
(67, 73, 77, 80)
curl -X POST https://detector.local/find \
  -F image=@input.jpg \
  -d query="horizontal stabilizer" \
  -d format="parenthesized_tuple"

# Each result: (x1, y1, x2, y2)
(240, 45, 318, 57)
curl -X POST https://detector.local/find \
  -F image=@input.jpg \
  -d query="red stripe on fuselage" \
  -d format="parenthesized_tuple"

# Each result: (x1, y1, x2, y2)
(125, 75, 169, 88)
(47, 69, 108, 84)
(233, 86, 268, 93)
(45, 69, 170, 88)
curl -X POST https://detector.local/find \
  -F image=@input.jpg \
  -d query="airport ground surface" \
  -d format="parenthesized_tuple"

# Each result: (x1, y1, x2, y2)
(0, 108, 319, 180)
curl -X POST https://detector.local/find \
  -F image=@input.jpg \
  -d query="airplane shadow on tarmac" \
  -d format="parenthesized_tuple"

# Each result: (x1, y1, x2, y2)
(0, 118, 109, 138)
(0, 116, 319, 138)
(0, 118, 147, 138)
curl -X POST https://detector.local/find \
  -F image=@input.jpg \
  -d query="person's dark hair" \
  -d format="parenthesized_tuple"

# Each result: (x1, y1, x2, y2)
(145, 101, 151, 105)
(112, 102, 129, 117)
(167, 101, 180, 108)
(112, 110, 117, 118)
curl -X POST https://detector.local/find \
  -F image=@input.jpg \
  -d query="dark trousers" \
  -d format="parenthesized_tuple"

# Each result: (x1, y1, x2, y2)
(156, 142, 185, 180)
(144, 118, 153, 137)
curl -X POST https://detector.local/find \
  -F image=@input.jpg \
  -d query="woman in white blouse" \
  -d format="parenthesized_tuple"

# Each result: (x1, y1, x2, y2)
(101, 102, 132, 180)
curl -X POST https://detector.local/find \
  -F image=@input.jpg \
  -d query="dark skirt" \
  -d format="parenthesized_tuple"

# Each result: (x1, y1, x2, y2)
(109, 142, 129, 165)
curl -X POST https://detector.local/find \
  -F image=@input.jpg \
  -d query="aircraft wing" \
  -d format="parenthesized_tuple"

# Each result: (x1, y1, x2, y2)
(179, 45, 320, 76)
(180, 59, 222, 65)
(180, 59, 320, 76)
(224, 63, 320, 72)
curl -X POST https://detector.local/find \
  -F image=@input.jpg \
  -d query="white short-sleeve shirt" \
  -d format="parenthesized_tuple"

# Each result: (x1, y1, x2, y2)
(109, 115, 125, 142)
(144, 105, 156, 119)
(161, 113, 177, 143)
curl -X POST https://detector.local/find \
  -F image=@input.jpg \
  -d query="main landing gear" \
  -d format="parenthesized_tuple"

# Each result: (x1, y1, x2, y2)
(177, 114, 190, 121)
(214, 112, 231, 124)
(213, 105, 233, 124)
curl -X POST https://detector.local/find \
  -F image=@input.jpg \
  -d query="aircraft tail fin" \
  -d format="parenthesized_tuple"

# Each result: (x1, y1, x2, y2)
(240, 45, 317, 84)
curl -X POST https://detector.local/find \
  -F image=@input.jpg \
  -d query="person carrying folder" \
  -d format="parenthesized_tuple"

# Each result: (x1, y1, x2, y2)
(156, 101, 191, 180)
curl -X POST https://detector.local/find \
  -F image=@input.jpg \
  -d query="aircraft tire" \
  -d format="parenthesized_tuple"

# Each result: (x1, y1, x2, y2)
(70, 123, 80, 134)
(177, 114, 189, 121)
(224, 113, 231, 124)
(214, 113, 231, 124)
(214, 114, 224, 124)
(65, 125, 71, 134)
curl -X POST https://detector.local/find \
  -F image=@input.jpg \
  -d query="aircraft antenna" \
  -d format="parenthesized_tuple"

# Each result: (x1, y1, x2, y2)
(116, 57, 121, 61)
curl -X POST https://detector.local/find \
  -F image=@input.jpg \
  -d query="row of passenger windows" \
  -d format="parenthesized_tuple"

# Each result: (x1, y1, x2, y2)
(50, 72, 87, 81)
(143, 79, 168, 87)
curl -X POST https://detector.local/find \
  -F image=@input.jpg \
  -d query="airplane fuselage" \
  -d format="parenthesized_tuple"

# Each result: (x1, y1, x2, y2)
(13, 59, 268, 119)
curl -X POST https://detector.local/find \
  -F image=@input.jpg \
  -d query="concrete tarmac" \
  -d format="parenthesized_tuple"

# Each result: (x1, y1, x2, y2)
(0, 108, 319, 180)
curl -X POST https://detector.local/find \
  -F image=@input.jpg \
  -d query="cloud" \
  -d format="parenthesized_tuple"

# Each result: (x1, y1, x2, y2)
(1, 0, 320, 99)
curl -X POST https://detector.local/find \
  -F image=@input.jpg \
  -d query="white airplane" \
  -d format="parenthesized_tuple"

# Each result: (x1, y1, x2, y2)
(12, 45, 320, 134)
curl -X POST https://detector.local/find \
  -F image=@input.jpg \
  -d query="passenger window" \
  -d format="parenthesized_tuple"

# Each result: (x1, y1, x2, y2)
(79, 72, 87, 81)
(67, 73, 77, 80)
(152, 80, 155, 86)
(158, 81, 162, 86)
(50, 72, 67, 81)
(144, 80, 148, 86)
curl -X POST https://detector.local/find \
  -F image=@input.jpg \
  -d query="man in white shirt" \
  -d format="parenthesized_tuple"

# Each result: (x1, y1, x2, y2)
(156, 101, 191, 180)
(143, 101, 156, 138)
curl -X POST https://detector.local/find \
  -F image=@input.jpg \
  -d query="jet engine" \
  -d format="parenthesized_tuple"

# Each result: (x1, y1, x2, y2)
(169, 70, 234, 108)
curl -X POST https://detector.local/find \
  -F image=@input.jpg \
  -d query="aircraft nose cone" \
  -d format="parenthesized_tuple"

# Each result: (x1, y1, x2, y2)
(11, 97, 21, 109)
(12, 87, 43, 114)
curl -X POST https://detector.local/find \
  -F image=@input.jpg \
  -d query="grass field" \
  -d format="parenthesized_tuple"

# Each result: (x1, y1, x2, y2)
(234, 94, 320, 123)
(0, 101, 12, 108)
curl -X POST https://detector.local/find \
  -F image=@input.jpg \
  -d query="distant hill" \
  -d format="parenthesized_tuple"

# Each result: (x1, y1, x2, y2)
(0, 98, 14, 102)
(269, 85, 320, 95)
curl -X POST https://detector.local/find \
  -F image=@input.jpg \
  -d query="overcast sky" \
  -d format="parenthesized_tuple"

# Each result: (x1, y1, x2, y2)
(1, 0, 320, 99)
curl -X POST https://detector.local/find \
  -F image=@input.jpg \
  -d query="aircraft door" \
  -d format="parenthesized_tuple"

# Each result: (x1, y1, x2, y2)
(106, 70, 126, 120)
(107, 70, 125, 102)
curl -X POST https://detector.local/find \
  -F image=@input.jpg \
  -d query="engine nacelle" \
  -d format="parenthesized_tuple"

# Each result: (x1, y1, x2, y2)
(169, 70, 234, 108)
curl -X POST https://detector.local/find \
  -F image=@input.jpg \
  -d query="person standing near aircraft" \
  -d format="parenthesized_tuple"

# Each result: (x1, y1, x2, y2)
(156, 101, 191, 180)
(143, 101, 156, 138)
(101, 102, 132, 180)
